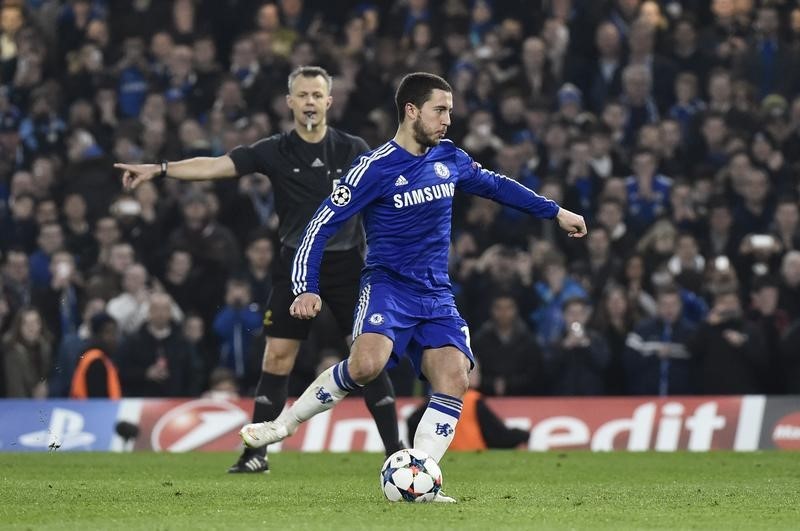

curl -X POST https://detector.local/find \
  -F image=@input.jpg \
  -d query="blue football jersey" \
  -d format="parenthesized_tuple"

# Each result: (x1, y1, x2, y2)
(291, 138, 560, 296)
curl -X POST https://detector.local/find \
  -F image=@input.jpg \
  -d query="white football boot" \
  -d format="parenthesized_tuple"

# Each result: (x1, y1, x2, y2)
(240, 420, 293, 448)
(430, 491, 457, 503)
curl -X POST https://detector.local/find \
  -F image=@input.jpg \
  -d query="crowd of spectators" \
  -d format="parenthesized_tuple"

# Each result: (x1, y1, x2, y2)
(2, 0, 800, 399)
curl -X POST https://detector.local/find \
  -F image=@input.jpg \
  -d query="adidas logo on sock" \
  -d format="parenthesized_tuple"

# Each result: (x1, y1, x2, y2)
(373, 396, 395, 407)
(311, 158, 324, 167)
(254, 395, 273, 405)
(394, 175, 408, 186)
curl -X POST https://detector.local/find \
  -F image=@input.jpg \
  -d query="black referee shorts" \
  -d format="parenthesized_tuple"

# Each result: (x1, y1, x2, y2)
(263, 245, 363, 340)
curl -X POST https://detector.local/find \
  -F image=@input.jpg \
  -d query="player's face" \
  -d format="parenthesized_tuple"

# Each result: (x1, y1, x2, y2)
(411, 89, 453, 148)
(286, 75, 332, 130)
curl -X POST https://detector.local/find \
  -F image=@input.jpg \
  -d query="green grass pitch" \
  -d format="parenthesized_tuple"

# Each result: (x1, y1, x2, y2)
(1, 451, 798, 530)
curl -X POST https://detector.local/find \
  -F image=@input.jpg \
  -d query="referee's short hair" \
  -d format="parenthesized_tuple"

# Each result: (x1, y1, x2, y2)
(288, 65, 332, 93)
(395, 72, 452, 123)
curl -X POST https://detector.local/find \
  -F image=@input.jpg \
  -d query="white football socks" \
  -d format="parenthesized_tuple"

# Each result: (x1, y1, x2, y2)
(277, 359, 361, 432)
(413, 393, 463, 462)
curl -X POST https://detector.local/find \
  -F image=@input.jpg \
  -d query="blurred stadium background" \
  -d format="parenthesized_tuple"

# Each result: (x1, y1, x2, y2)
(3, 0, 800, 528)
(1, 0, 800, 472)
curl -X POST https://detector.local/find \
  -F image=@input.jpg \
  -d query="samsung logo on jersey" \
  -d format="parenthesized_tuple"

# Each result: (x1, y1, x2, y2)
(393, 182, 456, 208)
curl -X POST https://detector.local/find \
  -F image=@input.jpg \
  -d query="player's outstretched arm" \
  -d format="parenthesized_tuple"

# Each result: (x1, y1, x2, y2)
(556, 207, 588, 238)
(289, 292, 323, 320)
(114, 156, 238, 190)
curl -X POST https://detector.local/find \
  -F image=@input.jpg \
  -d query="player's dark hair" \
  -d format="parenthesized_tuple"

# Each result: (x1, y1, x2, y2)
(395, 72, 452, 123)
(287, 65, 332, 93)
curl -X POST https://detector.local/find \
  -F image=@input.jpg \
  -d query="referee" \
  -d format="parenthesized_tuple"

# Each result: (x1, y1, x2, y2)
(116, 66, 402, 473)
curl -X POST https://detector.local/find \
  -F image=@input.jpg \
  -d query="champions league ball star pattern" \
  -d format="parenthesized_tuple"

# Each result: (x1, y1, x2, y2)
(380, 448, 443, 502)
(330, 185, 351, 206)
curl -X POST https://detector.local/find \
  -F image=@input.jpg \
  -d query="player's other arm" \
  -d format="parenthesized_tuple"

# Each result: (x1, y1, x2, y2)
(455, 150, 587, 238)
(115, 156, 237, 190)
(290, 155, 385, 319)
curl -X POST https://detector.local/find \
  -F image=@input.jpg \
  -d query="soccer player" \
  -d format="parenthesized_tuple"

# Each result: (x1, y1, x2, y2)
(114, 66, 403, 474)
(239, 72, 587, 502)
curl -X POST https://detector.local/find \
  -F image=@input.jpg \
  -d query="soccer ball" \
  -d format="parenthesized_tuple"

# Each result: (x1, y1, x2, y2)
(380, 448, 442, 502)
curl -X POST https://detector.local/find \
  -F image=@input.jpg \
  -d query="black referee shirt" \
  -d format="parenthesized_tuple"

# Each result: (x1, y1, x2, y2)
(228, 128, 369, 250)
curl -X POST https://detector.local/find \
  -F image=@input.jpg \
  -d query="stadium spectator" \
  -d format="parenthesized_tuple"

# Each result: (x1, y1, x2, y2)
(700, 198, 739, 260)
(561, 135, 602, 220)
(109, 194, 162, 268)
(747, 276, 790, 393)
(572, 225, 623, 300)
(623, 286, 696, 395)
(86, 240, 134, 301)
(737, 5, 794, 99)
(620, 64, 659, 145)
(670, 18, 715, 90)
(626, 19, 676, 110)
(167, 190, 240, 290)
(771, 197, 800, 255)
(183, 312, 215, 389)
(625, 148, 672, 232)
(106, 262, 182, 335)
(31, 250, 83, 344)
(61, 193, 93, 268)
(0, 193, 37, 253)
(48, 296, 106, 398)
(572, 22, 623, 114)
(596, 197, 636, 258)
(69, 312, 122, 399)
(657, 119, 689, 178)
(2, 306, 52, 398)
(472, 293, 543, 397)
(531, 251, 588, 348)
(115, 292, 201, 397)
(212, 277, 263, 392)
(160, 248, 207, 321)
(28, 221, 65, 289)
(545, 297, 610, 395)
(590, 284, 638, 395)
(778, 251, 800, 320)
(691, 289, 768, 394)
(701, 0, 749, 66)
(106, 262, 152, 331)
(2, 248, 32, 316)
(84, 217, 121, 273)
(517, 36, 558, 109)
(668, 233, 705, 295)
(733, 168, 775, 245)
(238, 230, 274, 313)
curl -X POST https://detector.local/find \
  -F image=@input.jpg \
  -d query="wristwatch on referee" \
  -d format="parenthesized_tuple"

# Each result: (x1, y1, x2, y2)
(158, 160, 168, 178)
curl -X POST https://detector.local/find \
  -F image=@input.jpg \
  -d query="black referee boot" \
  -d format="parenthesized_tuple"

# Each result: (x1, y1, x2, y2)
(227, 448, 270, 474)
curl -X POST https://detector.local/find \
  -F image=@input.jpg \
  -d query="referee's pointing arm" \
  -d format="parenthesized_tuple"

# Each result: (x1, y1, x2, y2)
(114, 155, 238, 190)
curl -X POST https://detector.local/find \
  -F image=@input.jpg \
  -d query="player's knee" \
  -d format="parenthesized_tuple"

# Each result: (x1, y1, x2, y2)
(431, 364, 469, 398)
(346, 355, 383, 385)
(450, 368, 470, 397)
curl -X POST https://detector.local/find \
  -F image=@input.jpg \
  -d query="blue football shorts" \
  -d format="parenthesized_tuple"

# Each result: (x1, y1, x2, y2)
(351, 277, 475, 376)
